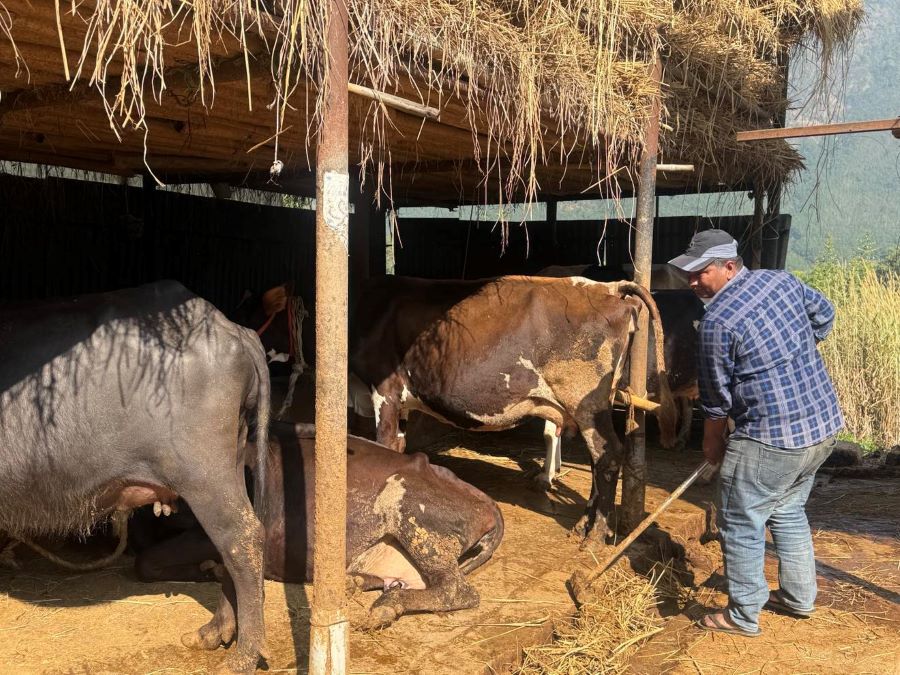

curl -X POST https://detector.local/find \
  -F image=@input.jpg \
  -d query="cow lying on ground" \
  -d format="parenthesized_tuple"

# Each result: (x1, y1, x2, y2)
(349, 275, 678, 543)
(0, 281, 270, 674)
(134, 421, 504, 629)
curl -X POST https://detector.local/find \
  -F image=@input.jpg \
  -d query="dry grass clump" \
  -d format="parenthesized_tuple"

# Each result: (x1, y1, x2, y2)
(805, 262, 900, 450)
(517, 561, 663, 674)
(0, 0, 865, 202)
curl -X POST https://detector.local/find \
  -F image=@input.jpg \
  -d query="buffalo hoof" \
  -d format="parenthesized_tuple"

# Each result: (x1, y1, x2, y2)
(362, 604, 399, 630)
(182, 627, 223, 651)
(213, 651, 260, 675)
(182, 616, 234, 652)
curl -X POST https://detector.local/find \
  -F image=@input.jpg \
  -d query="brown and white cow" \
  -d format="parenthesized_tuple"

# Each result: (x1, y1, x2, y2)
(134, 421, 504, 629)
(537, 263, 689, 290)
(538, 288, 704, 487)
(350, 275, 678, 542)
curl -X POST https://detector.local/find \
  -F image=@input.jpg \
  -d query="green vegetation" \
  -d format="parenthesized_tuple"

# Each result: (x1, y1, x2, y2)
(783, 0, 900, 270)
(797, 243, 900, 451)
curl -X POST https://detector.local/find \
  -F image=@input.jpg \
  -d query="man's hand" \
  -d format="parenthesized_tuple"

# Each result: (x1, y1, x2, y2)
(702, 417, 729, 466)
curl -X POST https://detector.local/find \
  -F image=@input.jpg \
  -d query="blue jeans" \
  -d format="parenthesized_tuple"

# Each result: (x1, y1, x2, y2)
(717, 435, 835, 631)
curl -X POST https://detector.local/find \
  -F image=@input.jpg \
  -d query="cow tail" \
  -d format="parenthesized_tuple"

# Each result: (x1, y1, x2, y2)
(615, 281, 679, 449)
(247, 329, 270, 525)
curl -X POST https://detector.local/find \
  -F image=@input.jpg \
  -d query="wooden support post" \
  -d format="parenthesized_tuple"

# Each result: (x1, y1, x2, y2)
(369, 207, 387, 277)
(621, 55, 662, 532)
(764, 50, 788, 271)
(309, 0, 349, 672)
(546, 199, 558, 249)
(141, 174, 161, 284)
(750, 187, 765, 270)
(350, 175, 374, 299)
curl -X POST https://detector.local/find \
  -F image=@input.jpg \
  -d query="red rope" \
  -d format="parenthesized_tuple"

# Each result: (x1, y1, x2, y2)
(256, 312, 276, 336)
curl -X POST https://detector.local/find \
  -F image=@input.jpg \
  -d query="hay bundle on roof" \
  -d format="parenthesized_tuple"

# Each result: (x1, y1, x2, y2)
(0, 0, 863, 201)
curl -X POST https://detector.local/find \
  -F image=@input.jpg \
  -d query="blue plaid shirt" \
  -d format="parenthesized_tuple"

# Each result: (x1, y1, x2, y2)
(697, 269, 844, 449)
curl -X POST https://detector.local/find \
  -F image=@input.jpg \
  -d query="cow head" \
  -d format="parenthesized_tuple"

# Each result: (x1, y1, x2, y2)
(233, 282, 306, 369)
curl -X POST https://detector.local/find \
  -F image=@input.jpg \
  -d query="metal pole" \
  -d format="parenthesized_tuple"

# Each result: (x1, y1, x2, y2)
(309, 0, 349, 671)
(621, 54, 661, 532)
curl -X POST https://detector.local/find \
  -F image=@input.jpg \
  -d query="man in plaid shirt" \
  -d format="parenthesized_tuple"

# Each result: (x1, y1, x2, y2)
(669, 229, 843, 637)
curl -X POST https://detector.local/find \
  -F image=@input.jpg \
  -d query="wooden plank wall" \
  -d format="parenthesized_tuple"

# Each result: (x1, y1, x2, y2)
(394, 214, 792, 278)
(0, 175, 316, 316)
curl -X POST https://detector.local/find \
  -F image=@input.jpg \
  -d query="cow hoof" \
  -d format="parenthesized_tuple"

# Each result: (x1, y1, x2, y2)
(530, 473, 554, 493)
(571, 515, 589, 539)
(362, 604, 399, 630)
(346, 575, 363, 599)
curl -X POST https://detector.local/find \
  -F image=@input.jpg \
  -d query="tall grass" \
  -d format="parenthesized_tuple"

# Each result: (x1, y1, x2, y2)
(800, 258, 900, 450)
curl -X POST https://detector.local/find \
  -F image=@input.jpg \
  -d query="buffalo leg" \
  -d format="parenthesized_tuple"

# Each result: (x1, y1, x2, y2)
(179, 471, 266, 674)
(135, 528, 220, 583)
(363, 525, 478, 629)
(573, 410, 623, 544)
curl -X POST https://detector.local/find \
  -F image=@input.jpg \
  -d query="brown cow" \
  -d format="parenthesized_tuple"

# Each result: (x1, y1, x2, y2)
(537, 264, 688, 290)
(539, 288, 704, 487)
(135, 422, 504, 629)
(350, 276, 677, 542)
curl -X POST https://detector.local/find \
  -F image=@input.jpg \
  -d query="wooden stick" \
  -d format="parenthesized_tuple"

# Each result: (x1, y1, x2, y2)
(655, 163, 694, 172)
(573, 460, 711, 592)
(348, 82, 440, 120)
(736, 117, 899, 142)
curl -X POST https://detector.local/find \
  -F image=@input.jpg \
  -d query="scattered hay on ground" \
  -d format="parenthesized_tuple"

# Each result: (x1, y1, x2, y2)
(516, 560, 663, 674)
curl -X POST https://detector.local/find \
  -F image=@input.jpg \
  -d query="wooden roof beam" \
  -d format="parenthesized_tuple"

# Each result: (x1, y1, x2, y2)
(0, 54, 259, 121)
(737, 117, 900, 142)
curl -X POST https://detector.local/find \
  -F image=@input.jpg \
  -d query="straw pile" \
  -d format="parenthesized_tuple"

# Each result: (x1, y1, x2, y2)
(2, 0, 864, 201)
(517, 560, 664, 674)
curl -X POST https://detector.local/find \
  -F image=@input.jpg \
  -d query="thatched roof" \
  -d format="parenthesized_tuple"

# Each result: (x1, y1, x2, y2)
(0, 0, 862, 205)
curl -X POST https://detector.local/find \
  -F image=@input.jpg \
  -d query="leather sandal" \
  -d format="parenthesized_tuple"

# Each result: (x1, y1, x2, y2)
(695, 610, 761, 637)
(764, 590, 815, 618)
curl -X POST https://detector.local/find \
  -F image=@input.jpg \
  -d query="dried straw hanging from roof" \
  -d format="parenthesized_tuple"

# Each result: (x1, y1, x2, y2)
(0, 0, 865, 201)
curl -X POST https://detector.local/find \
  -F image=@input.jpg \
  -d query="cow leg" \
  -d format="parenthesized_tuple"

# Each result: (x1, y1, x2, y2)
(572, 410, 623, 544)
(347, 572, 386, 595)
(373, 380, 405, 452)
(675, 397, 693, 451)
(362, 524, 478, 629)
(178, 474, 266, 674)
(534, 420, 562, 491)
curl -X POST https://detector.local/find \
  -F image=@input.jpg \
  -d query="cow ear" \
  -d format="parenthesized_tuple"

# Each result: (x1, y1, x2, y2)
(261, 285, 289, 316)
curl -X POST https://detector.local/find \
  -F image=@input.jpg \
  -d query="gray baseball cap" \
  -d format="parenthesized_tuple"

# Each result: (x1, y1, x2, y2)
(668, 229, 739, 272)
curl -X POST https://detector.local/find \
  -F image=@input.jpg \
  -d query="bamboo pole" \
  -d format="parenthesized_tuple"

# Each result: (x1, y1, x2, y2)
(309, 0, 349, 672)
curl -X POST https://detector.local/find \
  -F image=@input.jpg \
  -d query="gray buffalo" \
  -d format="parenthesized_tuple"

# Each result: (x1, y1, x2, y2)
(0, 281, 270, 674)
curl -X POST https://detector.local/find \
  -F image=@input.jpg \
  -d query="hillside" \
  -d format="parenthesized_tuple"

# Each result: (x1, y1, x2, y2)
(403, 0, 897, 271)
(783, 0, 900, 268)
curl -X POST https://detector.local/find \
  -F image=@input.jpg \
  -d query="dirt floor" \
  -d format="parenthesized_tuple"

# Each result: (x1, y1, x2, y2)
(0, 413, 897, 674)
